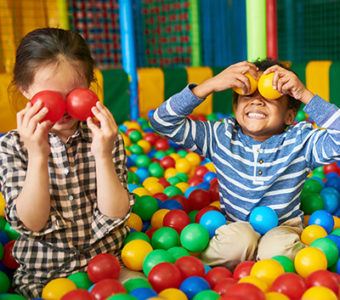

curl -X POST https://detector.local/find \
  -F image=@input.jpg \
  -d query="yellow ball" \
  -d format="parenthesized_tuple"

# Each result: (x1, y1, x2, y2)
(185, 152, 201, 167)
(151, 209, 170, 229)
(137, 140, 152, 154)
(164, 168, 178, 179)
(294, 247, 328, 278)
(126, 212, 143, 231)
(175, 158, 191, 174)
(121, 239, 153, 271)
(0, 193, 5, 218)
(169, 153, 181, 162)
(301, 286, 338, 300)
(175, 182, 190, 194)
(133, 187, 152, 197)
(301, 225, 327, 246)
(233, 72, 258, 95)
(127, 121, 142, 131)
(129, 166, 138, 173)
(159, 288, 188, 300)
(144, 181, 164, 195)
(265, 292, 290, 300)
(209, 201, 221, 209)
(333, 216, 340, 229)
(204, 162, 216, 172)
(239, 275, 268, 292)
(121, 133, 131, 147)
(143, 177, 159, 186)
(258, 73, 281, 100)
(42, 278, 77, 300)
(250, 259, 284, 287)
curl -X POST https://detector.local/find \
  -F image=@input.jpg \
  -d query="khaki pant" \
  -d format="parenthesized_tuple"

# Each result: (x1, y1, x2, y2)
(199, 216, 305, 270)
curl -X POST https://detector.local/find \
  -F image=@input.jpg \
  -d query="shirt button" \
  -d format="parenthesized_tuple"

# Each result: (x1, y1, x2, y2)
(259, 159, 263, 164)
(64, 168, 69, 175)
(69, 195, 74, 200)
(258, 170, 263, 175)
(257, 148, 260, 152)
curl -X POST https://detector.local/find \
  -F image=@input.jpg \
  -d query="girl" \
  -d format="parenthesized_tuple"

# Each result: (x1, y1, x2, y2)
(0, 28, 134, 298)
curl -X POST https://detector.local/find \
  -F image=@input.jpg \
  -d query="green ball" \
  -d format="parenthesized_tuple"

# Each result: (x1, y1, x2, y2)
(303, 179, 323, 193)
(295, 110, 306, 122)
(165, 148, 176, 155)
(272, 255, 295, 273)
(129, 130, 143, 143)
(0, 271, 10, 294)
(300, 192, 324, 215)
(193, 290, 220, 300)
(206, 113, 218, 121)
(135, 155, 151, 168)
(177, 149, 188, 158)
(129, 144, 144, 155)
(167, 176, 181, 186)
(132, 195, 159, 221)
(123, 278, 151, 293)
(311, 237, 339, 267)
(180, 223, 210, 253)
(175, 172, 189, 182)
(4, 223, 20, 240)
(167, 246, 190, 261)
(331, 228, 340, 236)
(142, 249, 174, 276)
(123, 231, 151, 246)
(151, 227, 180, 250)
(127, 171, 139, 184)
(148, 162, 164, 178)
(67, 271, 92, 289)
(0, 243, 4, 260)
(1, 295, 26, 300)
(107, 294, 137, 300)
(154, 151, 167, 159)
(163, 186, 183, 197)
(188, 210, 199, 223)
(0, 217, 6, 230)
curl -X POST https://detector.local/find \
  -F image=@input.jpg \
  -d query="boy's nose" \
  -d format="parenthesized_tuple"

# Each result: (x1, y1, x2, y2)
(250, 92, 265, 105)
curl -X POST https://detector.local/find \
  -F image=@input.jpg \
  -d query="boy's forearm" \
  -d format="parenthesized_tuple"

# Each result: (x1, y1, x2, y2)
(299, 89, 314, 105)
(191, 79, 214, 99)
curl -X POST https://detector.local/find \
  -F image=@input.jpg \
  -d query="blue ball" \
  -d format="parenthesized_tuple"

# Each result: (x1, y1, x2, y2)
(199, 210, 227, 238)
(130, 287, 157, 300)
(184, 186, 200, 198)
(148, 109, 156, 120)
(135, 167, 150, 184)
(336, 258, 340, 275)
(325, 176, 340, 193)
(320, 187, 340, 214)
(142, 220, 151, 232)
(159, 199, 183, 210)
(326, 234, 340, 256)
(249, 206, 278, 235)
(180, 276, 210, 300)
(204, 264, 212, 274)
(308, 209, 335, 234)
(128, 183, 140, 192)
(197, 182, 210, 191)
(0, 230, 9, 246)
(119, 124, 128, 133)
(169, 139, 181, 149)
(203, 171, 217, 183)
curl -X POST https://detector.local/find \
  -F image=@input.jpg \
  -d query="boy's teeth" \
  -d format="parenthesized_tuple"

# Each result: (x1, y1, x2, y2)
(248, 112, 265, 118)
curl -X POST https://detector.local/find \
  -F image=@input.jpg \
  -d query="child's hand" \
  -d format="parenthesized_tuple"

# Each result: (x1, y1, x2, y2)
(17, 101, 53, 158)
(264, 65, 314, 104)
(192, 61, 258, 98)
(87, 102, 118, 159)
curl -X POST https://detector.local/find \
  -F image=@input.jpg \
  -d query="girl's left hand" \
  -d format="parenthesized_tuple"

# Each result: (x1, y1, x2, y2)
(87, 102, 118, 159)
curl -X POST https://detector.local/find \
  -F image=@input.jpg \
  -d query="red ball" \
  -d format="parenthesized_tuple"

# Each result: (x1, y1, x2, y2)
(61, 289, 94, 300)
(205, 266, 232, 289)
(209, 179, 220, 202)
(188, 189, 211, 211)
(144, 132, 159, 145)
(233, 261, 255, 281)
(187, 176, 204, 187)
(160, 156, 176, 169)
(87, 253, 121, 283)
(195, 206, 220, 223)
(270, 273, 307, 300)
(224, 283, 265, 300)
(2, 240, 20, 269)
(145, 227, 158, 240)
(213, 277, 237, 296)
(171, 195, 191, 213)
(194, 166, 209, 178)
(323, 162, 339, 175)
(174, 256, 205, 279)
(196, 114, 208, 121)
(66, 88, 99, 121)
(154, 138, 170, 151)
(153, 192, 169, 201)
(31, 90, 66, 123)
(158, 177, 171, 188)
(90, 279, 125, 300)
(163, 209, 190, 234)
(306, 270, 339, 295)
(147, 262, 182, 292)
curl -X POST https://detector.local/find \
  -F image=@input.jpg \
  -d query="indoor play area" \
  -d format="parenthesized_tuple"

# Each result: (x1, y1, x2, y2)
(1, 0, 340, 299)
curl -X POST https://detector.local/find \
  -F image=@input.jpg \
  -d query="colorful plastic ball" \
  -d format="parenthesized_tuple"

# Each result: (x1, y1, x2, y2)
(204, 162, 216, 173)
(90, 279, 126, 300)
(123, 278, 152, 293)
(175, 255, 205, 279)
(124, 231, 151, 246)
(106, 294, 138, 300)
(0, 270, 10, 294)
(155, 139, 170, 151)
(128, 130, 143, 143)
(167, 176, 182, 186)
(308, 209, 335, 234)
(199, 210, 227, 238)
(134, 170, 151, 188)
(320, 187, 340, 213)
(208, 180, 220, 202)
(129, 144, 145, 155)
(194, 166, 209, 178)
(163, 186, 183, 197)
(233, 73, 258, 95)
(258, 73, 281, 100)
(121, 239, 153, 271)
(184, 186, 200, 199)
(142, 249, 174, 277)
(188, 210, 199, 223)
(158, 177, 171, 188)
(135, 155, 151, 168)
(67, 271, 93, 290)
(185, 152, 201, 167)
(151, 227, 180, 250)
(250, 259, 284, 287)
(2, 240, 19, 269)
(179, 276, 211, 300)
(163, 209, 190, 234)
(164, 168, 178, 180)
(188, 189, 211, 211)
(175, 182, 191, 194)
(249, 206, 278, 235)
(167, 246, 190, 260)
(192, 290, 220, 300)
(203, 172, 217, 183)
(265, 292, 289, 300)
(238, 275, 268, 293)
(147, 262, 182, 292)
(306, 270, 339, 295)
(213, 277, 237, 296)
(310, 237, 339, 267)
(326, 234, 340, 255)
(137, 140, 152, 154)
(223, 282, 265, 300)
(160, 156, 176, 169)
(87, 253, 121, 283)
(133, 195, 159, 221)
(4, 222, 19, 240)
(126, 212, 143, 231)
(271, 255, 295, 273)
(42, 278, 77, 300)
(270, 273, 306, 300)
(197, 182, 210, 191)
(159, 199, 183, 210)
(150, 208, 170, 229)
(301, 225, 328, 245)
(61, 289, 94, 300)
(301, 286, 338, 300)
(175, 158, 192, 174)
(180, 223, 210, 253)
(325, 176, 340, 193)
(303, 178, 323, 193)
(294, 247, 328, 278)
(158, 288, 188, 300)
(148, 162, 164, 178)
(233, 261, 256, 281)
(144, 181, 164, 196)
(204, 266, 232, 289)
(300, 192, 324, 214)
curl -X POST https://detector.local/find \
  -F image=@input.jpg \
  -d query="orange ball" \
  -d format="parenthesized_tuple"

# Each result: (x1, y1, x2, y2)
(151, 209, 170, 229)
(126, 212, 143, 231)
(258, 73, 281, 100)
(233, 72, 258, 95)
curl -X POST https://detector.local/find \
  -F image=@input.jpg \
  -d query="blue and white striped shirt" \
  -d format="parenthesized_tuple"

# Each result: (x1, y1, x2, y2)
(150, 85, 340, 224)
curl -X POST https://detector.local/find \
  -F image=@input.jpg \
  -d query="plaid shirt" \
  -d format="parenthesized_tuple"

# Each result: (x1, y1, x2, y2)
(0, 122, 134, 298)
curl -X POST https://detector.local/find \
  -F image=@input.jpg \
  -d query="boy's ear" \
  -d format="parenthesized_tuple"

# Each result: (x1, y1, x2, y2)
(285, 108, 297, 126)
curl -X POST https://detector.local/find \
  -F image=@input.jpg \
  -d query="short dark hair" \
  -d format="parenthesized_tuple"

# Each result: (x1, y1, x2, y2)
(232, 59, 302, 112)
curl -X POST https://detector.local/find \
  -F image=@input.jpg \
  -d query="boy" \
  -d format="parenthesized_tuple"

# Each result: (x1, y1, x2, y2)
(150, 60, 340, 269)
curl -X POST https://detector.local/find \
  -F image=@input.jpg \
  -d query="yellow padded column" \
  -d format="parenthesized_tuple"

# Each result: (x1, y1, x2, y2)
(185, 67, 213, 115)
(306, 61, 332, 102)
(137, 68, 164, 118)
(90, 69, 104, 104)
(0, 73, 17, 132)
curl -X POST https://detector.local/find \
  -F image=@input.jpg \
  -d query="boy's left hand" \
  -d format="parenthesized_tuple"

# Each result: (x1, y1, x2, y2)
(87, 102, 118, 159)
(264, 65, 314, 104)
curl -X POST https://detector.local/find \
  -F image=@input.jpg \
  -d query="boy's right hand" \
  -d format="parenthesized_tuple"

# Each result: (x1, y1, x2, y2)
(17, 100, 53, 158)
(192, 61, 258, 99)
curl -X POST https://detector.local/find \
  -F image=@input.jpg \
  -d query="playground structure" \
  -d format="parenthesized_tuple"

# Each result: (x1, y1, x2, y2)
(0, 0, 340, 131)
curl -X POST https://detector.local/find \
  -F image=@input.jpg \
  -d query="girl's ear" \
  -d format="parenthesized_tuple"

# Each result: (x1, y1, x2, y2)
(19, 86, 30, 100)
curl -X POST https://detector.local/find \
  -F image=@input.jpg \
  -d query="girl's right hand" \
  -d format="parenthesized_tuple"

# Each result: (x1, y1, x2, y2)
(17, 100, 53, 158)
